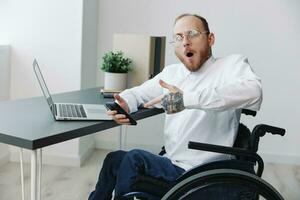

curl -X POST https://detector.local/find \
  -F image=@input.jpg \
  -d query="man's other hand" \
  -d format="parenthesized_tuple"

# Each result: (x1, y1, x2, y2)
(144, 80, 185, 114)
(106, 94, 131, 125)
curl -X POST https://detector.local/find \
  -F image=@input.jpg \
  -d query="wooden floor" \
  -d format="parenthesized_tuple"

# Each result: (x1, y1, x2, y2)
(0, 149, 299, 200)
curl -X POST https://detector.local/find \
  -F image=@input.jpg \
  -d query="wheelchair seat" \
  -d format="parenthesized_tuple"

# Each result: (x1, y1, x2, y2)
(122, 109, 286, 200)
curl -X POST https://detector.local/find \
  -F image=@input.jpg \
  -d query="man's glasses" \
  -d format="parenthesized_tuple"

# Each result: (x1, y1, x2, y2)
(170, 29, 209, 46)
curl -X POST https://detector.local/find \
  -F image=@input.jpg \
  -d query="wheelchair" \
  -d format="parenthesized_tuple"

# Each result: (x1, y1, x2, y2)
(122, 109, 286, 200)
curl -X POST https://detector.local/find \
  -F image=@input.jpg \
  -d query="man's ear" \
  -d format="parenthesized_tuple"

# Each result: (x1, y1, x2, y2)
(208, 33, 215, 47)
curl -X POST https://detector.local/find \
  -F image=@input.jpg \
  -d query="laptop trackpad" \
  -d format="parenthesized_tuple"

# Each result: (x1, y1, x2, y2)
(84, 104, 106, 112)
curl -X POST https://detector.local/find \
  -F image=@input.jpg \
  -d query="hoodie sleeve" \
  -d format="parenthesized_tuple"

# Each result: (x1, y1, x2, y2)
(119, 68, 166, 113)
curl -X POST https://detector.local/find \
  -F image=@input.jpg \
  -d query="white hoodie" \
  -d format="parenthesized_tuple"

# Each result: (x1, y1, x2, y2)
(120, 54, 262, 170)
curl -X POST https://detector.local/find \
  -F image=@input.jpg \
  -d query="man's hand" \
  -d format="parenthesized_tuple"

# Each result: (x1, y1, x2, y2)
(144, 80, 185, 114)
(107, 94, 131, 125)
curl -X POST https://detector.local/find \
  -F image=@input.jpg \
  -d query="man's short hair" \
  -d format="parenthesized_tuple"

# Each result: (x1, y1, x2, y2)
(174, 14, 210, 34)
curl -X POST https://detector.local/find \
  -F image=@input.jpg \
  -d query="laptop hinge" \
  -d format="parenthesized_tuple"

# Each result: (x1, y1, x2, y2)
(53, 104, 57, 116)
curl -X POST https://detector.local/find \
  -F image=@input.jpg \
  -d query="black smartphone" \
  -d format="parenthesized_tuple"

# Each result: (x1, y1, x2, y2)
(105, 102, 137, 125)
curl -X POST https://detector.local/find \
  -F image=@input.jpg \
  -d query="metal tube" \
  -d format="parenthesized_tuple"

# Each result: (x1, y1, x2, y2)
(19, 148, 25, 200)
(31, 150, 38, 200)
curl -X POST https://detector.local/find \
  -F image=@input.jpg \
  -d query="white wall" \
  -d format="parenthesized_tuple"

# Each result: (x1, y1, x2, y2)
(96, 0, 300, 164)
(0, 0, 98, 166)
(0, 0, 83, 99)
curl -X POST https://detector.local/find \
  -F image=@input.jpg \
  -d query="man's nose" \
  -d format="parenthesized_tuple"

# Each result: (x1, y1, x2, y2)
(182, 36, 191, 47)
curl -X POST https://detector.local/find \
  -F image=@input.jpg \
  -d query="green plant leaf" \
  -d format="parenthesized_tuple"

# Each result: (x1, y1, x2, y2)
(100, 51, 133, 73)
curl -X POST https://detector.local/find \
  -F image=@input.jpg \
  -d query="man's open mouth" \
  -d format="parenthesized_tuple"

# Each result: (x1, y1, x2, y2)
(186, 52, 194, 57)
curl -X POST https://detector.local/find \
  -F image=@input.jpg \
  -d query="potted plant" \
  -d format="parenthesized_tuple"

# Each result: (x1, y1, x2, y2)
(101, 51, 132, 91)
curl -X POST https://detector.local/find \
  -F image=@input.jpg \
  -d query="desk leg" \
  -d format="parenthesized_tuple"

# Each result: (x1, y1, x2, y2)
(38, 149, 42, 200)
(118, 125, 127, 150)
(118, 126, 123, 150)
(19, 148, 25, 200)
(30, 150, 38, 200)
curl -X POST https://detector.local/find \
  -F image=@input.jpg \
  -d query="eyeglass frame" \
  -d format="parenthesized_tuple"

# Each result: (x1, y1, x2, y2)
(169, 29, 209, 45)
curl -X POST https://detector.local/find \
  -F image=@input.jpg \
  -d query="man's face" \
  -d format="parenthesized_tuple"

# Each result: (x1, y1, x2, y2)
(173, 16, 214, 72)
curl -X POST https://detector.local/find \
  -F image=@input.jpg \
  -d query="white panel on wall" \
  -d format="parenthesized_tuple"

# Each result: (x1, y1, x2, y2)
(81, 0, 99, 89)
(78, 0, 99, 165)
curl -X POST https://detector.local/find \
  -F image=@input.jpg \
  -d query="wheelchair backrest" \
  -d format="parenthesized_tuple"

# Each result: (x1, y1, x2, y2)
(233, 109, 256, 150)
(233, 123, 251, 149)
(233, 109, 256, 161)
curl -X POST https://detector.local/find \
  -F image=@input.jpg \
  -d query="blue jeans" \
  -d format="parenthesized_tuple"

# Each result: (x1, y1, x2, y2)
(88, 149, 185, 200)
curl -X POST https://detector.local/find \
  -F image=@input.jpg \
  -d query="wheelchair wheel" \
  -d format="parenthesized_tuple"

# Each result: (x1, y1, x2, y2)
(162, 169, 283, 200)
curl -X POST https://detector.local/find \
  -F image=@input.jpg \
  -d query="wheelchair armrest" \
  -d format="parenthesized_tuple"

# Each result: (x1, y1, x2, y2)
(188, 141, 264, 177)
(188, 141, 256, 157)
(241, 109, 257, 116)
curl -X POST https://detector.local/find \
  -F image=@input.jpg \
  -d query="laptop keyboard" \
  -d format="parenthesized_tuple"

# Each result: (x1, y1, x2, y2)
(59, 104, 87, 118)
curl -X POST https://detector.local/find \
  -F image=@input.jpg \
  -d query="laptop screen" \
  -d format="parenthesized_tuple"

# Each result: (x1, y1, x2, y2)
(33, 59, 56, 116)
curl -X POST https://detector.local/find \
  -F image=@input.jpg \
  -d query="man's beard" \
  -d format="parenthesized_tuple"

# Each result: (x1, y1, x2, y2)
(177, 48, 212, 72)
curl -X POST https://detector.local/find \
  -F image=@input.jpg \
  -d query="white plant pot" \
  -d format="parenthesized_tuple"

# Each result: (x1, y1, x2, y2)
(104, 72, 127, 91)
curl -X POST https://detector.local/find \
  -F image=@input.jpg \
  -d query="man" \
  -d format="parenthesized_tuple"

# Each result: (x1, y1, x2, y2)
(89, 13, 262, 200)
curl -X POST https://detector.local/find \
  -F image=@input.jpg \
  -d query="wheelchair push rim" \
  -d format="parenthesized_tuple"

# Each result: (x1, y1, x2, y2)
(162, 169, 284, 200)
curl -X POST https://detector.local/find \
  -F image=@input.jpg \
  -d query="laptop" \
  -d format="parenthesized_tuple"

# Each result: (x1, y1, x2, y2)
(33, 59, 112, 121)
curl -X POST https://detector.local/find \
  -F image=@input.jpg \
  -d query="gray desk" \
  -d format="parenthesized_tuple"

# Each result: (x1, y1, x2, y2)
(0, 87, 163, 200)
